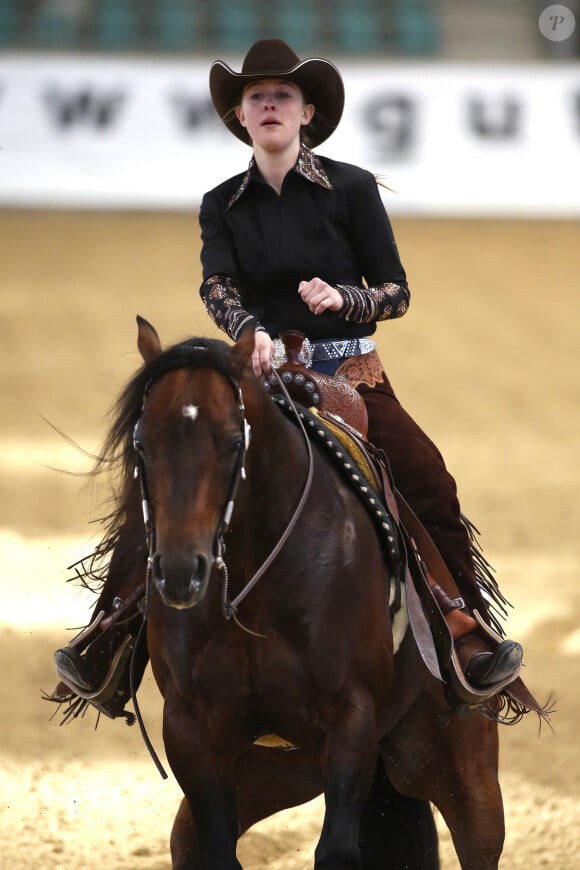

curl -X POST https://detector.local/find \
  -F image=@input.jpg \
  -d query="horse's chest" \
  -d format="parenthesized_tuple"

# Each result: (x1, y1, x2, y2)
(191, 644, 253, 701)
(194, 641, 319, 721)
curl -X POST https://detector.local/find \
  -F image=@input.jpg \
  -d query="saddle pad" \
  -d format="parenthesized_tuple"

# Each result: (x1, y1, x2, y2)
(311, 407, 376, 489)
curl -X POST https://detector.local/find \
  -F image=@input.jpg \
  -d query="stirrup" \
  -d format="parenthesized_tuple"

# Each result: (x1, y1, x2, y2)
(67, 610, 106, 649)
(448, 610, 522, 707)
(55, 634, 134, 707)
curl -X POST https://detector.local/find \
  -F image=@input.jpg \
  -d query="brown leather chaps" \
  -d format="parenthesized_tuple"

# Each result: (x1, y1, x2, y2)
(356, 370, 488, 617)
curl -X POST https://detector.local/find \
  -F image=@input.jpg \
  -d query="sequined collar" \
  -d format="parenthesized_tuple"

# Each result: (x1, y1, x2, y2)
(225, 144, 333, 211)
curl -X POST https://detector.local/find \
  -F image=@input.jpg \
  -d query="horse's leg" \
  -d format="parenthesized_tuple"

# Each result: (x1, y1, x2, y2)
(429, 715, 504, 870)
(163, 698, 241, 870)
(359, 757, 440, 870)
(383, 694, 504, 870)
(171, 753, 440, 870)
(170, 751, 324, 869)
(171, 752, 439, 870)
(314, 693, 380, 870)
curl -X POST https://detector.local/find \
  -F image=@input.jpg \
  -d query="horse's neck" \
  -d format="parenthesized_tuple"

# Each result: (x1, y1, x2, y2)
(242, 391, 309, 510)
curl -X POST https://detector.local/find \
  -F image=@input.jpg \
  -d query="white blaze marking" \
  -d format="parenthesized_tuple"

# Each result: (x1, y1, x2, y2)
(182, 404, 199, 421)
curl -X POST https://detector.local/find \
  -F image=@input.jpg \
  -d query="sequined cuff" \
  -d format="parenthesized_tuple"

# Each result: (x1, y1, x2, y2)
(200, 274, 263, 341)
(337, 282, 410, 324)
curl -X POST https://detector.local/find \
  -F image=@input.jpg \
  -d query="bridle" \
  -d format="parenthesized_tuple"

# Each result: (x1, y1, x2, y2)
(132, 364, 313, 622)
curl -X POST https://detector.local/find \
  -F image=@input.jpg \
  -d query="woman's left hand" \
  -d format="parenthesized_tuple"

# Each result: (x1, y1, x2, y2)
(298, 278, 343, 315)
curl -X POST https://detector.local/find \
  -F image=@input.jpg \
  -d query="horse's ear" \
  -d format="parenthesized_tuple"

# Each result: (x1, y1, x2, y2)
(137, 315, 162, 363)
(231, 328, 255, 368)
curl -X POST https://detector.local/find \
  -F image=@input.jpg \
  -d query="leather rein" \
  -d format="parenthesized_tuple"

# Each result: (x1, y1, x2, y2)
(132, 365, 314, 622)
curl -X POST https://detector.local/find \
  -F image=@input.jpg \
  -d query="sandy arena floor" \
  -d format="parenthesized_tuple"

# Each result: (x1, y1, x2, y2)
(1, 212, 578, 868)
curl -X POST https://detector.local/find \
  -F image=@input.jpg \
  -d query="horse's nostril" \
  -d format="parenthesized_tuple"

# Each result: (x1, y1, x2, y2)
(192, 554, 208, 584)
(152, 550, 209, 608)
(152, 553, 163, 579)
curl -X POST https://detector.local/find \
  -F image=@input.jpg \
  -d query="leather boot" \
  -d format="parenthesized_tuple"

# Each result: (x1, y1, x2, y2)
(51, 598, 145, 721)
(51, 631, 142, 723)
(430, 582, 522, 689)
(54, 645, 101, 694)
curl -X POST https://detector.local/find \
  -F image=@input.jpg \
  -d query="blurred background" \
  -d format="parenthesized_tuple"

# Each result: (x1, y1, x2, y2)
(1, 1, 579, 211)
(1, 3, 579, 868)
(0, 0, 578, 57)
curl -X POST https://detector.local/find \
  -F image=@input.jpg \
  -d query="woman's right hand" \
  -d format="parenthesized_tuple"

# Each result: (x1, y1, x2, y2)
(251, 330, 274, 376)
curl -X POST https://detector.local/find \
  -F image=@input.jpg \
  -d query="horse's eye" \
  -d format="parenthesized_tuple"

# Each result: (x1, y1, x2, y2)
(133, 429, 145, 453)
(227, 437, 243, 455)
(133, 422, 145, 453)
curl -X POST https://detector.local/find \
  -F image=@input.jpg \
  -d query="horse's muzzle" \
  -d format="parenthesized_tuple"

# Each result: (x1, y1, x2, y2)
(152, 549, 210, 609)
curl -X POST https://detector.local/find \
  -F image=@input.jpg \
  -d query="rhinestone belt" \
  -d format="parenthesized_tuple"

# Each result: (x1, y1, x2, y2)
(272, 336, 375, 369)
(312, 337, 375, 361)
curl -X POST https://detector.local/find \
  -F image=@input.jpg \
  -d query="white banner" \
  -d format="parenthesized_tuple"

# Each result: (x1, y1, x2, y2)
(0, 54, 579, 215)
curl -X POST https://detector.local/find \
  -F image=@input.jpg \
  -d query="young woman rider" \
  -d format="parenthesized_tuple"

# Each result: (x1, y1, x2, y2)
(52, 39, 523, 718)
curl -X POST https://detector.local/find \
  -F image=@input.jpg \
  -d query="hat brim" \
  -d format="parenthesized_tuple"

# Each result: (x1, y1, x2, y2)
(210, 57, 344, 147)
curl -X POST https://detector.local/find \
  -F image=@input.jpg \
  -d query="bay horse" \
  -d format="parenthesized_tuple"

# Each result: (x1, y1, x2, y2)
(110, 317, 504, 868)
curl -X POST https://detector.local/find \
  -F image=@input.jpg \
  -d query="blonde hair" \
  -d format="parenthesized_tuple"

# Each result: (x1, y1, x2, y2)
(375, 175, 397, 194)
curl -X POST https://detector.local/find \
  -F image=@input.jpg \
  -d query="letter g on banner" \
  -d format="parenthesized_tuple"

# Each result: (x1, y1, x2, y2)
(362, 94, 417, 160)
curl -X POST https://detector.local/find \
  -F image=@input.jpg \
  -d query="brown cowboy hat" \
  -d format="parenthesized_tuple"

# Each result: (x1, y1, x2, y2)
(209, 38, 344, 147)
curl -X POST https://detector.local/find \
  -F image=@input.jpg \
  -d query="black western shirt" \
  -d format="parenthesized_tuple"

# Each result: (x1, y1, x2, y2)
(199, 144, 410, 342)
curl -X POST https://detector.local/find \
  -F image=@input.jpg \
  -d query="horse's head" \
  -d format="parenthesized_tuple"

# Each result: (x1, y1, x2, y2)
(133, 317, 254, 610)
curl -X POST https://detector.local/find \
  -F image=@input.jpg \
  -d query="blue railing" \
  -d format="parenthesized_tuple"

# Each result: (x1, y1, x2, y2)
(0, 0, 439, 56)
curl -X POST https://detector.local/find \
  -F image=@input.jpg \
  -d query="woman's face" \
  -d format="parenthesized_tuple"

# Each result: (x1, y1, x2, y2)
(236, 79, 314, 152)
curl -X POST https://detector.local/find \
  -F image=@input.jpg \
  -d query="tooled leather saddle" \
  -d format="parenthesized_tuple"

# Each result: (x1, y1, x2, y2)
(263, 330, 369, 437)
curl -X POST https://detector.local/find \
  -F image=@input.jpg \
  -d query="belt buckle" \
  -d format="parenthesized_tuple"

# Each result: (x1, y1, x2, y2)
(359, 338, 375, 356)
(271, 338, 287, 370)
(271, 336, 313, 369)
(300, 337, 313, 367)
